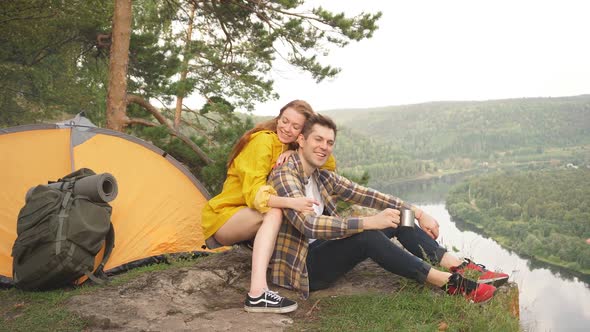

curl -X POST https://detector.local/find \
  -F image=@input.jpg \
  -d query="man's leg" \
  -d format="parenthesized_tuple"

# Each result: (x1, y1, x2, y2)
(384, 227, 506, 286)
(307, 230, 497, 303)
(381, 227, 447, 265)
(306, 230, 431, 291)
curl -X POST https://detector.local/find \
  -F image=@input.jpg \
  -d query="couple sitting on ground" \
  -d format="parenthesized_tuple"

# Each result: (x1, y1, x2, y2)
(202, 100, 509, 314)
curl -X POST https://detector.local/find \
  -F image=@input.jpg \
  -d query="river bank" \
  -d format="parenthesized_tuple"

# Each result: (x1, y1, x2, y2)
(420, 203, 590, 331)
(444, 168, 590, 278)
(447, 213, 590, 278)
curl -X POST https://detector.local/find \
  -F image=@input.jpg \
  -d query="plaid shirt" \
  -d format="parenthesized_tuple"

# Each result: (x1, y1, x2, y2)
(269, 153, 407, 298)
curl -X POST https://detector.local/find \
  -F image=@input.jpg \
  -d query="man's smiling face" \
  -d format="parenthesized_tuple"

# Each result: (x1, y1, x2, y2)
(297, 123, 335, 172)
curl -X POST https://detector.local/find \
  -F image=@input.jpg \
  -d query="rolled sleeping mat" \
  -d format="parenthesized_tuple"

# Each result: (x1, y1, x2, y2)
(70, 173, 118, 203)
(25, 173, 118, 203)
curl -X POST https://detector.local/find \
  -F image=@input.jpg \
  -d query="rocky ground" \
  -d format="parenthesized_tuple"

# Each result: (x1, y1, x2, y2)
(66, 245, 518, 331)
(66, 246, 405, 331)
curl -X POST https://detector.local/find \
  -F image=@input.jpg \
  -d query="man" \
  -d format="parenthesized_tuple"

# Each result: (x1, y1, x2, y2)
(268, 114, 508, 303)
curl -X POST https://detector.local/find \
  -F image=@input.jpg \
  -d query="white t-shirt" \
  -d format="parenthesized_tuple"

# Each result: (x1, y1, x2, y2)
(305, 175, 324, 244)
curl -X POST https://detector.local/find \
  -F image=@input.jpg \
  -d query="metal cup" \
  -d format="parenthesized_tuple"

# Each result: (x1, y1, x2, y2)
(400, 208, 415, 228)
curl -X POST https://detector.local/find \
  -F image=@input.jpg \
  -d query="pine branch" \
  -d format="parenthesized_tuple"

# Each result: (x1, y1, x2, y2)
(127, 94, 214, 165)
(128, 117, 157, 126)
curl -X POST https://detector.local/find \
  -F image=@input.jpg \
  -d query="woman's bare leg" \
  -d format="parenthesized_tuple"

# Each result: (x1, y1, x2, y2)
(212, 207, 283, 296)
(249, 208, 283, 296)
(213, 208, 263, 245)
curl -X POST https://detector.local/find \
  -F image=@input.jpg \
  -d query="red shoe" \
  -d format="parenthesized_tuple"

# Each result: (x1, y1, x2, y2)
(451, 258, 509, 287)
(444, 273, 497, 303)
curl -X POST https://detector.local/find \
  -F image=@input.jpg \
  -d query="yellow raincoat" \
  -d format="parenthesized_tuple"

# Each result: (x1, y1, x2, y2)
(201, 130, 336, 239)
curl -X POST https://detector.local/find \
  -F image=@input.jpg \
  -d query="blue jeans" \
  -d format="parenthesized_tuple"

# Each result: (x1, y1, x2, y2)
(306, 226, 447, 291)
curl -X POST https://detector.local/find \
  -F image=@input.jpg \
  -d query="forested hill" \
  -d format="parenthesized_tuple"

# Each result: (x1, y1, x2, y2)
(323, 95, 590, 187)
(325, 95, 590, 163)
(446, 169, 590, 275)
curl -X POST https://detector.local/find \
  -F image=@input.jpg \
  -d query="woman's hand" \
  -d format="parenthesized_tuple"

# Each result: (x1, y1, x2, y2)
(417, 212, 440, 240)
(275, 150, 295, 167)
(290, 197, 319, 213)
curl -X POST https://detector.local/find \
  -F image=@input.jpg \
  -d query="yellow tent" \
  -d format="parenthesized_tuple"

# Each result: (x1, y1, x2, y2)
(0, 114, 211, 283)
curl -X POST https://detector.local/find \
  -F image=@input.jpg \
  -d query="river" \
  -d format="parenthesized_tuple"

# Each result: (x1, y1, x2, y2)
(375, 175, 590, 332)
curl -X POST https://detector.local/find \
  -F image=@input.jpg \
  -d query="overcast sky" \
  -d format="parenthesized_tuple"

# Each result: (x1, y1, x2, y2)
(250, 0, 590, 115)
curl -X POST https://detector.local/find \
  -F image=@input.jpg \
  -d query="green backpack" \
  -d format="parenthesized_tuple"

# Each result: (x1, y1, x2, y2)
(12, 168, 115, 290)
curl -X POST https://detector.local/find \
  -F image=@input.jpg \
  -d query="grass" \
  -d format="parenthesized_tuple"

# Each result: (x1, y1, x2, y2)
(0, 256, 201, 332)
(0, 289, 87, 332)
(291, 280, 520, 332)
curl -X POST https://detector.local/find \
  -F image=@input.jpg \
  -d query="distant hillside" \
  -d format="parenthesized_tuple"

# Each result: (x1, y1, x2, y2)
(325, 95, 590, 161)
(321, 95, 590, 188)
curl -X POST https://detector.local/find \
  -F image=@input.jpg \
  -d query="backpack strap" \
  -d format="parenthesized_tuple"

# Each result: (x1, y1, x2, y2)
(84, 222, 115, 284)
(55, 179, 75, 255)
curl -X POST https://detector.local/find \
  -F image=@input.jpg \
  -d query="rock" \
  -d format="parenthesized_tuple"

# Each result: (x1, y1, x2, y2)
(67, 247, 300, 331)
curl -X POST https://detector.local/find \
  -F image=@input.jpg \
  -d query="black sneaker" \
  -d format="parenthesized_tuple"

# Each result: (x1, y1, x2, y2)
(244, 289, 298, 313)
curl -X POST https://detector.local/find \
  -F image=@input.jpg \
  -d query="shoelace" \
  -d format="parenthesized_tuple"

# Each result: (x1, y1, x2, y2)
(464, 258, 487, 271)
(264, 289, 283, 302)
(449, 273, 478, 294)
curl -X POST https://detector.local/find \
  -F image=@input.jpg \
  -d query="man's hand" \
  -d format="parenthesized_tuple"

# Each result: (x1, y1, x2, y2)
(417, 212, 440, 239)
(289, 197, 319, 213)
(363, 208, 400, 230)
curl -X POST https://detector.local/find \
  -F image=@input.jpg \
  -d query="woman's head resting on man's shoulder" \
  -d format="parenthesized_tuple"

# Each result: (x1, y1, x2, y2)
(227, 100, 316, 167)
(275, 100, 314, 144)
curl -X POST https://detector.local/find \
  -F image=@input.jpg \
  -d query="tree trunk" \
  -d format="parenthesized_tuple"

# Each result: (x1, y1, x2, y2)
(106, 0, 132, 131)
(174, 3, 196, 130)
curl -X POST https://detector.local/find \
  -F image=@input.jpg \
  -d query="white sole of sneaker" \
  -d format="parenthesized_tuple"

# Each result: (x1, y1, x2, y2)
(477, 277, 509, 287)
(244, 303, 298, 314)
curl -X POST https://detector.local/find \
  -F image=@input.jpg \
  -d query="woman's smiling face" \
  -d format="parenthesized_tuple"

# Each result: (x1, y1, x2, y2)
(276, 107, 306, 144)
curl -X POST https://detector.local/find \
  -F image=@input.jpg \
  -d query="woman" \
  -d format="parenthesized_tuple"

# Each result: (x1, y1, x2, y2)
(202, 100, 336, 313)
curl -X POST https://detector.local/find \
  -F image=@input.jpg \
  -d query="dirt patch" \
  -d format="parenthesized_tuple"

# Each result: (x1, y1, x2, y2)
(66, 246, 403, 331)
